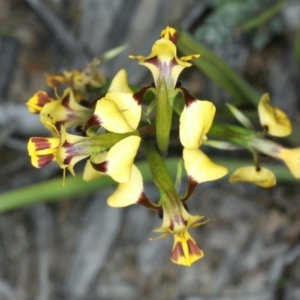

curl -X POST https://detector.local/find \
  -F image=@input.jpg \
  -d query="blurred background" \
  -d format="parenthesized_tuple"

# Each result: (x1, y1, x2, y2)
(0, 0, 300, 299)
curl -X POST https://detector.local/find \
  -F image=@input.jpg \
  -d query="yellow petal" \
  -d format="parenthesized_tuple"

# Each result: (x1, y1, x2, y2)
(26, 91, 53, 114)
(229, 166, 276, 188)
(105, 92, 141, 130)
(40, 88, 92, 133)
(278, 147, 300, 178)
(93, 99, 133, 133)
(171, 231, 204, 267)
(45, 73, 68, 88)
(27, 137, 59, 168)
(180, 100, 216, 149)
(28, 137, 59, 155)
(183, 148, 228, 183)
(258, 93, 292, 137)
(105, 136, 141, 182)
(55, 127, 92, 172)
(160, 26, 177, 43)
(82, 153, 107, 181)
(107, 165, 143, 207)
(29, 153, 56, 169)
(108, 69, 132, 93)
(130, 39, 192, 89)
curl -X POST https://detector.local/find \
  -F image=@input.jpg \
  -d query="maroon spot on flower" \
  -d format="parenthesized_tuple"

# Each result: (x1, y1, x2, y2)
(37, 154, 54, 168)
(187, 239, 202, 257)
(169, 219, 174, 231)
(133, 86, 151, 105)
(181, 176, 198, 201)
(62, 140, 79, 165)
(47, 74, 65, 87)
(179, 86, 196, 107)
(170, 213, 187, 231)
(144, 56, 159, 67)
(171, 241, 184, 262)
(83, 114, 102, 133)
(158, 206, 163, 219)
(31, 137, 51, 151)
(91, 160, 108, 173)
(63, 156, 72, 165)
(79, 99, 94, 109)
(61, 94, 72, 109)
(175, 81, 182, 88)
(166, 32, 177, 45)
(137, 192, 159, 210)
(55, 120, 66, 132)
(37, 92, 52, 107)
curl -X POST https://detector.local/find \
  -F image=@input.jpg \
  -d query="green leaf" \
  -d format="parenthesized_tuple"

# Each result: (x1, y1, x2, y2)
(0, 159, 178, 213)
(295, 21, 300, 71)
(177, 30, 260, 106)
(0, 157, 298, 213)
(238, 0, 288, 32)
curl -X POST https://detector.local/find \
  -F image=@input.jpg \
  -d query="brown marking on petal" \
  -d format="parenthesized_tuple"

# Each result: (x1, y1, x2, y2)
(178, 86, 196, 107)
(61, 93, 72, 109)
(182, 201, 189, 212)
(46, 74, 67, 88)
(91, 160, 108, 173)
(83, 114, 102, 132)
(169, 219, 175, 231)
(137, 192, 159, 210)
(144, 56, 159, 66)
(171, 241, 184, 262)
(133, 86, 151, 105)
(168, 32, 178, 45)
(169, 213, 188, 231)
(181, 176, 198, 201)
(62, 139, 87, 166)
(187, 239, 203, 257)
(175, 81, 182, 88)
(54, 121, 66, 132)
(144, 57, 177, 79)
(79, 99, 94, 109)
(31, 138, 51, 151)
(158, 207, 163, 219)
(37, 154, 54, 168)
(37, 92, 52, 107)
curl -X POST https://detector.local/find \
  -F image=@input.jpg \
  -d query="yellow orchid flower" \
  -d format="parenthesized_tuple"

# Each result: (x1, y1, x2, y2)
(26, 91, 53, 114)
(277, 147, 300, 178)
(183, 148, 228, 184)
(249, 137, 300, 179)
(107, 164, 144, 207)
(89, 135, 141, 183)
(160, 26, 177, 44)
(171, 231, 204, 266)
(152, 193, 208, 267)
(46, 58, 106, 101)
(108, 68, 132, 93)
(229, 166, 276, 188)
(82, 89, 143, 183)
(26, 88, 93, 135)
(180, 98, 216, 150)
(178, 90, 227, 195)
(28, 126, 92, 177)
(258, 93, 292, 137)
(129, 27, 199, 97)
